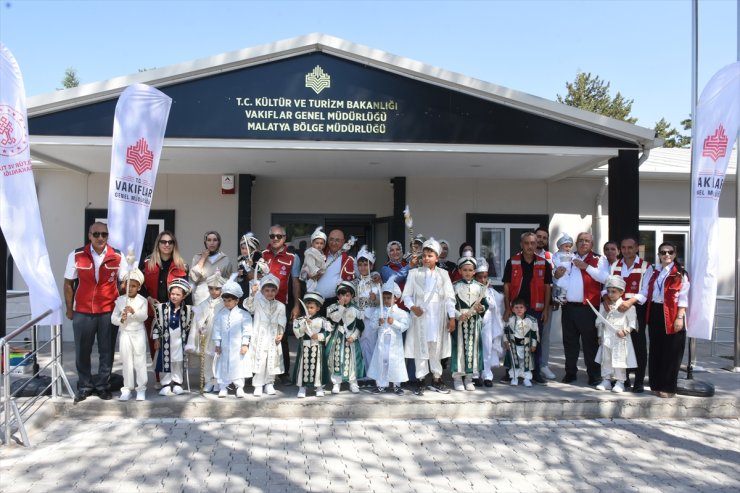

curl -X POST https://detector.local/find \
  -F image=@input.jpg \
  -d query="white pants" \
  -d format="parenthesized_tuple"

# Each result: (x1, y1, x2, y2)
(330, 374, 357, 385)
(220, 378, 245, 391)
(252, 365, 275, 387)
(120, 329, 148, 391)
(508, 346, 532, 380)
(161, 361, 183, 386)
(415, 342, 443, 380)
(601, 366, 626, 382)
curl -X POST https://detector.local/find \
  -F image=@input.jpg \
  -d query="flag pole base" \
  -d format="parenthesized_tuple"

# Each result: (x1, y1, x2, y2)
(675, 378, 715, 397)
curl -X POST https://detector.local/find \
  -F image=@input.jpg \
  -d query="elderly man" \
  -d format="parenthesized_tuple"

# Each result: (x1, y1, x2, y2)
(503, 231, 552, 384)
(261, 224, 302, 382)
(554, 232, 610, 386)
(315, 229, 356, 310)
(64, 222, 123, 402)
(606, 236, 653, 393)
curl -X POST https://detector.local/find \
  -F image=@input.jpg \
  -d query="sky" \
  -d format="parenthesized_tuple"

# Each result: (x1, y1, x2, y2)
(1, 0, 738, 134)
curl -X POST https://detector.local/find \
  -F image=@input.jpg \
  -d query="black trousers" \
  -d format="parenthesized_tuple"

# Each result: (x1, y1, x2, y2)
(648, 303, 686, 393)
(561, 303, 600, 382)
(73, 311, 118, 392)
(628, 304, 648, 386)
(280, 303, 292, 376)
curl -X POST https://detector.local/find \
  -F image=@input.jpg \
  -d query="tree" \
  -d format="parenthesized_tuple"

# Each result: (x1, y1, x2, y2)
(556, 71, 637, 124)
(654, 118, 684, 148)
(680, 117, 692, 147)
(59, 67, 79, 89)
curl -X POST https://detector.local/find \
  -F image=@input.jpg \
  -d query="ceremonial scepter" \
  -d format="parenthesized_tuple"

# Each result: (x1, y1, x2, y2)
(403, 205, 414, 262)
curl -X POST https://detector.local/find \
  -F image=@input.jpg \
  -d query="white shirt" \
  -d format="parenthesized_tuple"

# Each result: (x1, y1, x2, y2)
(316, 250, 344, 299)
(639, 262, 690, 307)
(602, 256, 653, 304)
(560, 252, 610, 303)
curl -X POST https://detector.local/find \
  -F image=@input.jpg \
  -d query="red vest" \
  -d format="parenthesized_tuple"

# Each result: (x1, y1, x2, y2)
(509, 253, 546, 311)
(261, 247, 296, 304)
(142, 257, 188, 302)
(338, 252, 355, 281)
(72, 244, 121, 314)
(580, 252, 603, 307)
(646, 264, 684, 334)
(610, 257, 650, 299)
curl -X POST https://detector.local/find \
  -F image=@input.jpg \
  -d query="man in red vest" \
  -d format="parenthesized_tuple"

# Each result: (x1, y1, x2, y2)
(63, 222, 123, 402)
(554, 232, 610, 386)
(605, 236, 653, 393)
(503, 232, 552, 384)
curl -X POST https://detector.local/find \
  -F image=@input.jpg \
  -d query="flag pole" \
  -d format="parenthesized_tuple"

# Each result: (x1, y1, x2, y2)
(687, 0, 699, 379)
(733, 0, 740, 372)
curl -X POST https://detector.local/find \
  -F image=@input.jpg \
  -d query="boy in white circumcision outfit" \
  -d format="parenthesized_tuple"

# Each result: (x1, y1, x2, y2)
(213, 278, 252, 398)
(595, 275, 637, 393)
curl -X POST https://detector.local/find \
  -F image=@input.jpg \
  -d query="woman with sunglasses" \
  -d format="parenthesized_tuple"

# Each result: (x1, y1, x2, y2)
(141, 230, 189, 386)
(190, 230, 233, 306)
(642, 241, 689, 398)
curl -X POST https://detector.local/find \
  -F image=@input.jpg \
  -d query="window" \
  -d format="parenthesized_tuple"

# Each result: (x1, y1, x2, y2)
(467, 214, 549, 286)
(639, 223, 690, 268)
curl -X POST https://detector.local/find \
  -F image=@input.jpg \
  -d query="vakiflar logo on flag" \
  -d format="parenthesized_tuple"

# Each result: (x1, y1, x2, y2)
(701, 124, 729, 162)
(126, 137, 154, 175)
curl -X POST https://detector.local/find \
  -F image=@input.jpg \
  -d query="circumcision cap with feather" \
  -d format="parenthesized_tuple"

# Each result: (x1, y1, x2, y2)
(240, 232, 261, 250)
(206, 270, 227, 288)
(303, 291, 325, 307)
(356, 245, 376, 265)
(381, 278, 402, 299)
(457, 252, 477, 268)
(168, 278, 192, 296)
(260, 273, 280, 290)
(475, 257, 489, 274)
(310, 226, 327, 242)
(422, 237, 441, 256)
(605, 275, 626, 291)
(124, 268, 145, 285)
(221, 279, 243, 298)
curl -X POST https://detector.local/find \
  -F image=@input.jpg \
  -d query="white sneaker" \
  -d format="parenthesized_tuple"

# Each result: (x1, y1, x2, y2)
(218, 388, 228, 398)
(510, 378, 518, 386)
(297, 387, 306, 398)
(159, 386, 173, 396)
(523, 378, 532, 387)
(349, 383, 360, 393)
(136, 390, 146, 401)
(332, 384, 341, 394)
(235, 387, 245, 398)
(253, 386, 263, 397)
(541, 366, 556, 380)
(172, 385, 184, 395)
(265, 384, 276, 395)
(596, 379, 612, 391)
(119, 389, 131, 401)
(612, 382, 625, 393)
(453, 377, 464, 391)
(463, 377, 476, 391)
(315, 388, 325, 397)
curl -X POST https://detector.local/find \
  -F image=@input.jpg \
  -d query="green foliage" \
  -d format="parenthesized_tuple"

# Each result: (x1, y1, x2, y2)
(556, 71, 637, 124)
(59, 67, 79, 89)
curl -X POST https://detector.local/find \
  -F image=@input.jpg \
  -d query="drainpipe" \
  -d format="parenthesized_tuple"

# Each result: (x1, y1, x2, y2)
(594, 177, 609, 249)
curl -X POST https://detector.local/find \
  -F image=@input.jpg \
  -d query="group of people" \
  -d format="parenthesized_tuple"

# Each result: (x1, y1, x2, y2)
(63, 221, 689, 402)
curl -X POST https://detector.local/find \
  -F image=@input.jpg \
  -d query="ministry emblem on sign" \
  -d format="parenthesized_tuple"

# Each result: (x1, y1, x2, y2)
(702, 124, 728, 162)
(126, 137, 154, 175)
(305, 65, 331, 94)
(0, 105, 29, 157)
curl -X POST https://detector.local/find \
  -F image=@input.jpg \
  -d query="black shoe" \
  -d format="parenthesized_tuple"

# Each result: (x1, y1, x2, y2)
(98, 390, 113, 400)
(413, 382, 425, 396)
(472, 378, 483, 387)
(561, 374, 577, 383)
(624, 378, 632, 389)
(631, 385, 645, 394)
(371, 386, 386, 394)
(394, 386, 404, 395)
(484, 379, 493, 388)
(532, 373, 547, 385)
(499, 374, 511, 383)
(74, 390, 92, 403)
(429, 379, 451, 394)
(588, 378, 601, 387)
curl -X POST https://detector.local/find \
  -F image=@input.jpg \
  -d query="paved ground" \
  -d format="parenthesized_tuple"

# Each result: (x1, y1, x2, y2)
(1, 417, 738, 492)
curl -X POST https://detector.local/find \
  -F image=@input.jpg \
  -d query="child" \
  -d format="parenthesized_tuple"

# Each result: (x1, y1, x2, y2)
(595, 275, 638, 393)
(503, 298, 539, 387)
(356, 245, 382, 374)
(292, 292, 332, 398)
(185, 271, 225, 392)
(475, 258, 505, 387)
(552, 234, 574, 304)
(152, 278, 194, 396)
(451, 255, 488, 391)
(300, 226, 327, 292)
(325, 281, 365, 394)
(366, 279, 409, 394)
(213, 278, 252, 398)
(243, 274, 286, 396)
(111, 268, 149, 401)
(402, 238, 456, 395)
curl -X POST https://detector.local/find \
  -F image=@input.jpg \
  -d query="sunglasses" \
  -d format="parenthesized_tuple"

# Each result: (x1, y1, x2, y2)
(90, 231, 108, 238)
(659, 250, 675, 256)
(159, 239, 174, 245)
(269, 234, 285, 240)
